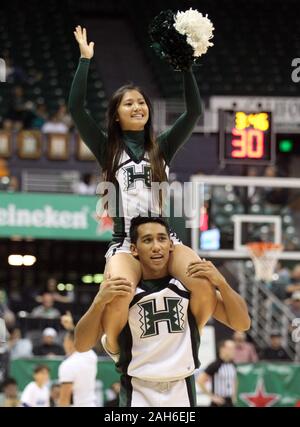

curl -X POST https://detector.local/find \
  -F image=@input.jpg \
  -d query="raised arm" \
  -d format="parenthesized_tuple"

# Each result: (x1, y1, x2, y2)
(157, 68, 203, 164)
(68, 26, 107, 167)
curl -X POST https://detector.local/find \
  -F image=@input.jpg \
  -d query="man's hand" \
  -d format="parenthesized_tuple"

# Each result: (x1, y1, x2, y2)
(187, 260, 226, 288)
(93, 274, 133, 307)
(74, 25, 94, 59)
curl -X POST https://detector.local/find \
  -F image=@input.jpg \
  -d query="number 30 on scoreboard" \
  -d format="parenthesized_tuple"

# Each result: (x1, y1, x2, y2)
(219, 110, 275, 164)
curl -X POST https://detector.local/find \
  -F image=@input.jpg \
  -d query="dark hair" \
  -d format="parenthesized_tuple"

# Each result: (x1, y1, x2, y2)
(129, 216, 170, 244)
(104, 84, 167, 206)
(34, 364, 50, 375)
(1, 377, 17, 390)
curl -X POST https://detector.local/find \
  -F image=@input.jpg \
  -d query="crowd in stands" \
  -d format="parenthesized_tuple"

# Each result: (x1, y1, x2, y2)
(1, 52, 72, 133)
(3, 88, 72, 133)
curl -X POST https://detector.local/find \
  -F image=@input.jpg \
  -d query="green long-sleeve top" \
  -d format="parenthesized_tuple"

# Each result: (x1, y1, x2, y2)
(68, 58, 202, 168)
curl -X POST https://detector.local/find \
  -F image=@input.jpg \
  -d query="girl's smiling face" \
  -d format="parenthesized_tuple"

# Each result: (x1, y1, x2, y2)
(117, 90, 149, 131)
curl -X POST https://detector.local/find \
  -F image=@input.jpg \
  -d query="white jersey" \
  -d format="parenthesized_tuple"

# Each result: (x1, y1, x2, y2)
(58, 350, 97, 407)
(112, 151, 169, 240)
(21, 382, 49, 407)
(117, 276, 200, 382)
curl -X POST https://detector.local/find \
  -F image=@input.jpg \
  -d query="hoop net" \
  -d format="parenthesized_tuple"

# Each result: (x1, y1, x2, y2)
(246, 242, 283, 282)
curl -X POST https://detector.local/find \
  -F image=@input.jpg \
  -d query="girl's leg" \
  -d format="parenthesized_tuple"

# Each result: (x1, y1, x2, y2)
(168, 244, 216, 324)
(102, 253, 142, 353)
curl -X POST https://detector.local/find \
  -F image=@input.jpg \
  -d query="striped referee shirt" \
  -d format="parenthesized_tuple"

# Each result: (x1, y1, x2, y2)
(205, 359, 236, 398)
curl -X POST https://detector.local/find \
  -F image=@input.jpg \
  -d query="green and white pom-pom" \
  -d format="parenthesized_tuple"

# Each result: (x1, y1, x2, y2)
(173, 8, 214, 57)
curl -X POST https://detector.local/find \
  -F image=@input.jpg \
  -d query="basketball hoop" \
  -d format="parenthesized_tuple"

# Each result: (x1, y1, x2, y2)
(246, 242, 283, 282)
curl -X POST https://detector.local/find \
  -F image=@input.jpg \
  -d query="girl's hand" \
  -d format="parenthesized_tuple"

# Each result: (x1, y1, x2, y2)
(74, 25, 94, 59)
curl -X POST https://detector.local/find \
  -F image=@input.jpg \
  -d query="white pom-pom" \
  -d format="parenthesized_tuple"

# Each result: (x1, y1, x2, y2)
(174, 8, 214, 57)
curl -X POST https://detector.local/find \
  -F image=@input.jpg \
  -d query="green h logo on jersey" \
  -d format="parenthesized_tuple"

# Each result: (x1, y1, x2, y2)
(138, 297, 184, 338)
(124, 165, 152, 190)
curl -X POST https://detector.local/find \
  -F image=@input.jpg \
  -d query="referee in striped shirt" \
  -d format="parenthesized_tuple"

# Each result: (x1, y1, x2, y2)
(197, 340, 237, 407)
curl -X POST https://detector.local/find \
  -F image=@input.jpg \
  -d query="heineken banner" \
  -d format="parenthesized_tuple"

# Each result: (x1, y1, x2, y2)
(237, 362, 300, 407)
(0, 192, 113, 241)
(10, 357, 120, 405)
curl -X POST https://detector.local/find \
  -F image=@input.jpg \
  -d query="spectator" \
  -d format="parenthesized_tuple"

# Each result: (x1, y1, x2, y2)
(32, 328, 64, 357)
(73, 173, 97, 195)
(288, 291, 300, 318)
(36, 278, 74, 305)
(0, 378, 20, 407)
(20, 365, 50, 407)
(60, 311, 75, 332)
(197, 340, 237, 407)
(58, 331, 97, 407)
(31, 103, 48, 130)
(31, 292, 61, 319)
(50, 383, 60, 407)
(56, 103, 72, 129)
(232, 331, 258, 363)
(41, 112, 69, 134)
(7, 328, 33, 360)
(260, 331, 291, 361)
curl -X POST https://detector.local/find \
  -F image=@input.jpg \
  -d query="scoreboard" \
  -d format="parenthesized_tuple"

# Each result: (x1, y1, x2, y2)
(219, 110, 275, 165)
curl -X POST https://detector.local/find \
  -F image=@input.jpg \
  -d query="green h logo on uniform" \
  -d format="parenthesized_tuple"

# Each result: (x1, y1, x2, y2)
(138, 297, 184, 338)
(124, 165, 152, 190)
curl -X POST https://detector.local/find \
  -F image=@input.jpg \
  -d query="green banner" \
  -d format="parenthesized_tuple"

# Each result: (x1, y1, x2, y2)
(237, 362, 300, 407)
(0, 192, 113, 241)
(11, 359, 300, 407)
(10, 357, 120, 403)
